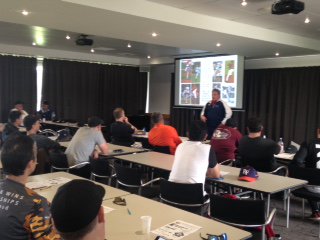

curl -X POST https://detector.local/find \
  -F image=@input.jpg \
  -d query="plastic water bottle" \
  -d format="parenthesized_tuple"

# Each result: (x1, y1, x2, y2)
(278, 138, 284, 153)
(263, 135, 266, 139)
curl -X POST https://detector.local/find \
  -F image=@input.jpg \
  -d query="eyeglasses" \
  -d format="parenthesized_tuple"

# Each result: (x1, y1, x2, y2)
(200, 233, 228, 240)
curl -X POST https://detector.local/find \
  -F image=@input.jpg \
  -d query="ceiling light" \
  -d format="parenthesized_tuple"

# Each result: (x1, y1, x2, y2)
(32, 42, 36, 46)
(90, 48, 95, 53)
(151, 32, 158, 37)
(147, 55, 151, 59)
(216, 43, 221, 47)
(22, 10, 29, 16)
(66, 35, 71, 40)
(241, 0, 247, 6)
(127, 43, 131, 48)
(304, 17, 310, 24)
(275, 52, 280, 56)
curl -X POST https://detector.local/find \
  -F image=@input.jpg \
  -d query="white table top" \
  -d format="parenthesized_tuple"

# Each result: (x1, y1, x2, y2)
(41, 120, 79, 128)
(217, 165, 307, 194)
(28, 172, 130, 202)
(58, 141, 147, 156)
(133, 132, 189, 142)
(103, 194, 251, 240)
(115, 151, 174, 171)
(275, 152, 295, 161)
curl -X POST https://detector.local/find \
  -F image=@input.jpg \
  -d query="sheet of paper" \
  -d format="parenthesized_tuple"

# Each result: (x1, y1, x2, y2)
(220, 171, 229, 176)
(26, 181, 51, 190)
(27, 177, 71, 190)
(103, 206, 114, 214)
(152, 220, 202, 240)
(45, 177, 72, 186)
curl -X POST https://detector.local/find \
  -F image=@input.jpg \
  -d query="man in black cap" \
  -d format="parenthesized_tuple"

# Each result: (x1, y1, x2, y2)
(65, 116, 109, 166)
(51, 179, 106, 240)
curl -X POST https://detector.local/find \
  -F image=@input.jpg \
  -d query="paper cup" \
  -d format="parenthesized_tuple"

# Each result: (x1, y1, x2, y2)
(140, 215, 152, 234)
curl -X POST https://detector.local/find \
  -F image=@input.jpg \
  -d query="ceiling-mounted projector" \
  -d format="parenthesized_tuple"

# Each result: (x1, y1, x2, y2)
(271, 0, 304, 15)
(75, 34, 94, 46)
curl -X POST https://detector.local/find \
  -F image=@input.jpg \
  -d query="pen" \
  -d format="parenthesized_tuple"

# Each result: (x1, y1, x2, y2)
(127, 208, 132, 215)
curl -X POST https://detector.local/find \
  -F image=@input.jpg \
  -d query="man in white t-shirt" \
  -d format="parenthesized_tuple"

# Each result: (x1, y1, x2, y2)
(65, 116, 109, 166)
(169, 121, 221, 193)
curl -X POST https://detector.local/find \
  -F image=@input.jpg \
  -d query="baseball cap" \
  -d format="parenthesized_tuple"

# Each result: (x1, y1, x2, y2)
(238, 166, 259, 182)
(88, 116, 104, 127)
(51, 179, 105, 233)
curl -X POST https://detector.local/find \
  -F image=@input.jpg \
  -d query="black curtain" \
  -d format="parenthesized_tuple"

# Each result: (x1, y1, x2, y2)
(42, 59, 101, 122)
(42, 59, 147, 124)
(0, 55, 37, 122)
(172, 66, 320, 143)
(99, 65, 147, 125)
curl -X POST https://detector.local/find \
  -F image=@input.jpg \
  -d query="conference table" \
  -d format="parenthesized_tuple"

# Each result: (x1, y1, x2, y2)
(58, 141, 148, 157)
(28, 172, 130, 202)
(116, 152, 307, 228)
(29, 172, 251, 240)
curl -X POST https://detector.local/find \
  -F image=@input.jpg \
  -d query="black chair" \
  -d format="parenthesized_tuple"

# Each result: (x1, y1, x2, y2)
(289, 165, 320, 216)
(152, 146, 171, 154)
(160, 180, 208, 215)
(114, 163, 161, 198)
(210, 194, 276, 240)
(49, 152, 90, 178)
(90, 158, 115, 185)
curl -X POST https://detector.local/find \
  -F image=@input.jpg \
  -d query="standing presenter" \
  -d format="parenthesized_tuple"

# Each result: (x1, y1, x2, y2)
(200, 89, 232, 139)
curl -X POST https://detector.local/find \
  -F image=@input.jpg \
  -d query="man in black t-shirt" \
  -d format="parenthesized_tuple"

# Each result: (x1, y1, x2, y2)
(2, 111, 23, 142)
(110, 108, 137, 147)
(238, 117, 280, 172)
(0, 135, 60, 239)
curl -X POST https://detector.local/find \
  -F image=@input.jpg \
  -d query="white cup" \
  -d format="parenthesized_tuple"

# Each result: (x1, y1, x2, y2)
(140, 216, 152, 234)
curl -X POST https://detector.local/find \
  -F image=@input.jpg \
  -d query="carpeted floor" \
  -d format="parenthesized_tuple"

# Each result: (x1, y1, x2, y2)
(270, 196, 319, 239)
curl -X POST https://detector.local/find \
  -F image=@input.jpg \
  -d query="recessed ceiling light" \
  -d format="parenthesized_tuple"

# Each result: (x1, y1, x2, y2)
(66, 35, 71, 40)
(90, 48, 95, 53)
(241, 0, 247, 6)
(127, 43, 131, 48)
(304, 17, 310, 24)
(32, 42, 36, 46)
(275, 52, 280, 56)
(216, 43, 221, 47)
(22, 10, 29, 16)
(147, 55, 151, 59)
(151, 32, 158, 37)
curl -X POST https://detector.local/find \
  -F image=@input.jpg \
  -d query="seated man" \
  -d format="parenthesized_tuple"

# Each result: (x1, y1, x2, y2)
(110, 107, 137, 147)
(169, 120, 220, 193)
(237, 117, 280, 172)
(148, 112, 182, 155)
(291, 128, 320, 219)
(51, 179, 105, 240)
(211, 118, 242, 163)
(2, 110, 22, 142)
(65, 116, 109, 166)
(24, 115, 60, 152)
(37, 100, 56, 121)
(0, 135, 60, 239)
(11, 100, 28, 120)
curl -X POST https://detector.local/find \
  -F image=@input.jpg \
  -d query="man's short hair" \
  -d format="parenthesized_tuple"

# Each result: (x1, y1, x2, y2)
(151, 112, 163, 125)
(51, 180, 105, 239)
(247, 117, 263, 133)
(14, 100, 24, 105)
(1, 135, 35, 176)
(113, 108, 124, 120)
(88, 116, 103, 127)
(225, 118, 237, 128)
(8, 110, 22, 123)
(189, 120, 207, 141)
(212, 89, 220, 95)
(24, 115, 39, 131)
(42, 100, 49, 105)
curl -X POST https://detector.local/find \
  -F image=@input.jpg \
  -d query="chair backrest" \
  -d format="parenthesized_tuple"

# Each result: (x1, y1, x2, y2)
(114, 163, 143, 187)
(49, 152, 69, 169)
(32, 148, 49, 175)
(160, 180, 204, 205)
(289, 165, 320, 185)
(152, 146, 171, 154)
(90, 158, 111, 177)
(210, 194, 266, 226)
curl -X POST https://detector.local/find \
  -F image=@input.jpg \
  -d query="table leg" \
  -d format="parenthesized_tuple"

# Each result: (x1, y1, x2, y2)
(267, 194, 271, 216)
(286, 189, 291, 228)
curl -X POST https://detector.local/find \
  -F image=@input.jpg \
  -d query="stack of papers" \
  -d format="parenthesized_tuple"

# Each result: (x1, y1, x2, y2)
(27, 177, 71, 190)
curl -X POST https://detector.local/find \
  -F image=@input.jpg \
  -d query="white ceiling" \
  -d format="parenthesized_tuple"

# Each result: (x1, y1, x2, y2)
(0, 0, 319, 65)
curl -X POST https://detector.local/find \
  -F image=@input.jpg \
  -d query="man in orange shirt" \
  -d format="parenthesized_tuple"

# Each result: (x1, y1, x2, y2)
(148, 112, 182, 155)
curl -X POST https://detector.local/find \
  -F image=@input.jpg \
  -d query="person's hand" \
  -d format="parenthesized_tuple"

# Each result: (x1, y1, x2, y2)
(92, 150, 99, 159)
(200, 115, 207, 122)
(123, 117, 129, 123)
